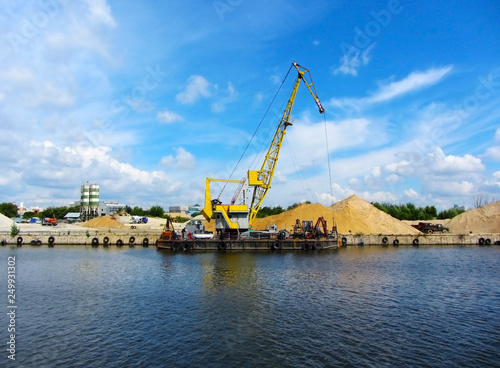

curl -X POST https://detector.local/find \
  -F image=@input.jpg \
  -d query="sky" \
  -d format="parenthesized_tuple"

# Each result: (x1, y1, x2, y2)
(0, 0, 499, 212)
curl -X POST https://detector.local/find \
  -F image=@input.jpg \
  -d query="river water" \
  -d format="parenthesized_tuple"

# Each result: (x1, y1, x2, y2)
(0, 245, 499, 367)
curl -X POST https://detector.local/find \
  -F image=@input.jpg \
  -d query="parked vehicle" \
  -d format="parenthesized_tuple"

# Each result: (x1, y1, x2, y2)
(42, 217, 58, 226)
(411, 222, 449, 234)
(131, 216, 148, 224)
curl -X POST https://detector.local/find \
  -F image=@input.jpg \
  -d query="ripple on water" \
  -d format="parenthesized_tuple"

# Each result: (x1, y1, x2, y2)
(1, 246, 499, 367)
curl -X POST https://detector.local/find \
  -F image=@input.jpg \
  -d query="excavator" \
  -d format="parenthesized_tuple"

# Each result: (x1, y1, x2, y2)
(201, 61, 325, 238)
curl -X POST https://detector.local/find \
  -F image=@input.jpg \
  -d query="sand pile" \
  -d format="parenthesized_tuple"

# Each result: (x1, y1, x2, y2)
(251, 195, 420, 235)
(252, 203, 336, 232)
(330, 195, 420, 235)
(447, 201, 500, 233)
(81, 216, 126, 229)
(0, 213, 14, 227)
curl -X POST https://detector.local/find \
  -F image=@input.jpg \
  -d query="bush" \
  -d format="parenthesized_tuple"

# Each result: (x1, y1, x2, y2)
(10, 223, 20, 237)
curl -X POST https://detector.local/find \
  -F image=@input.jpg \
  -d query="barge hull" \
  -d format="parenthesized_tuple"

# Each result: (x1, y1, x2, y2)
(156, 239, 339, 251)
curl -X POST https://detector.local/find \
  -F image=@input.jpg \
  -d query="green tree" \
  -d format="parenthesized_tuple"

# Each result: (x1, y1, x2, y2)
(437, 207, 465, 219)
(130, 206, 145, 216)
(22, 211, 37, 220)
(148, 205, 165, 217)
(256, 206, 285, 218)
(0, 202, 18, 218)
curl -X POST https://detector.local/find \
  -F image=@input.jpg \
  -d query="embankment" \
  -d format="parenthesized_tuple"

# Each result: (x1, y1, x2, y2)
(341, 233, 500, 246)
(0, 231, 161, 247)
(1, 232, 499, 247)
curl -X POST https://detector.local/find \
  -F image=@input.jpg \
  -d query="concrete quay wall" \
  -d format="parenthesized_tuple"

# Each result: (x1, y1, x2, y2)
(341, 233, 500, 246)
(1, 232, 499, 247)
(1, 231, 161, 246)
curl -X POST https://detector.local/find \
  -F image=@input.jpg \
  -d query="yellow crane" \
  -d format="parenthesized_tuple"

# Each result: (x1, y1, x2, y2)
(201, 61, 324, 236)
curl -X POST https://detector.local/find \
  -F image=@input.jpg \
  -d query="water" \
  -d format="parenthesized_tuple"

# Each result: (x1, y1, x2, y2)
(0, 245, 499, 367)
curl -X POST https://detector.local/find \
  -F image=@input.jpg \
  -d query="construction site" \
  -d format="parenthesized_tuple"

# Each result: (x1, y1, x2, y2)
(1, 62, 498, 249)
(1, 195, 498, 248)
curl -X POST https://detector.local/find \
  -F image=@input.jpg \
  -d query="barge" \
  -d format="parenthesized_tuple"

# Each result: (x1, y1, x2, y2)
(156, 217, 340, 251)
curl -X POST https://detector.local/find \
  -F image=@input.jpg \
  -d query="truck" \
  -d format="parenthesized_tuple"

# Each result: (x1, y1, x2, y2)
(42, 217, 58, 226)
(131, 216, 148, 224)
(412, 222, 449, 234)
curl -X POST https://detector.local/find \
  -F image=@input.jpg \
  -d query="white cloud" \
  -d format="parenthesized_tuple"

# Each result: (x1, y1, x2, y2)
(284, 117, 371, 172)
(369, 66, 453, 103)
(330, 65, 453, 110)
(160, 147, 196, 170)
(496, 128, 500, 141)
(334, 44, 375, 76)
(211, 82, 238, 113)
(430, 147, 484, 174)
(157, 110, 184, 124)
(371, 166, 382, 178)
(484, 146, 500, 160)
(176, 75, 211, 104)
(385, 174, 400, 184)
(361, 190, 399, 203)
(85, 0, 117, 27)
(385, 160, 414, 177)
(404, 188, 419, 199)
(424, 180, 474, 196)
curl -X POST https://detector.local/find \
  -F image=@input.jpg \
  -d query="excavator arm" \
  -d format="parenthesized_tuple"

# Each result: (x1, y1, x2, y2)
(247, 61, 324, 226)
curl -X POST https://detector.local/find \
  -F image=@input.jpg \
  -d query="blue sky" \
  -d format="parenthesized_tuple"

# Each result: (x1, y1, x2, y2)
(0, 0, 499, 211)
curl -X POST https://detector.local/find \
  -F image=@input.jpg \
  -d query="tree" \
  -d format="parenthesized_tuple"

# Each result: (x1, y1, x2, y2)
(22, 211, 37, 220)
(437, 207, 465, 219)
(148, 205, 165, 218)
(256, 206, 285, 218)
(472, 193, 493, 208)
(371, 202, 437, 220)
(0, 203, 18, 218)
(130, 206, 145, 216)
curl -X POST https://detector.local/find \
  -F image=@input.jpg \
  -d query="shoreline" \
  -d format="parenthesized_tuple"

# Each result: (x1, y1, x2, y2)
(1, 231, 498, 247)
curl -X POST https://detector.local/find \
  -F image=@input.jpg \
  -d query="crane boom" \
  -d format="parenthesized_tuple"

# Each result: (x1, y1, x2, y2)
(201, 61, 324, 235)
(247, 61, 324, 225)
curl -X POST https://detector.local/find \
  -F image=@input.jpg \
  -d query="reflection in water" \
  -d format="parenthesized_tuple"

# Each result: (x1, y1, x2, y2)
(3, 246, 499, 367)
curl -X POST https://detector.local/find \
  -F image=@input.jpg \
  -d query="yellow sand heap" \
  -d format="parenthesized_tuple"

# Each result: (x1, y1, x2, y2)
(81, 216, 126, 229)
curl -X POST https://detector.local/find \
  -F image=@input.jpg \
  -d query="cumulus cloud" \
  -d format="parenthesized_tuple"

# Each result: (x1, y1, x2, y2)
(484, 146, 500, 160)
(424, 180, 475, 196)
(160, 147, 196, 170)
(404, 188, 419, 199)
(285, 117, 371, 171)
(0, 139, 181, 205)
(430, 147, 484, 174)
(176, 75, 212, 104)
(157, 110, 184, 124)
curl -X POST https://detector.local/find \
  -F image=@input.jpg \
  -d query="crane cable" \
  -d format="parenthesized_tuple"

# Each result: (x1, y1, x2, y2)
(323, 112, 334, 205)
(216, 64, 294, 200)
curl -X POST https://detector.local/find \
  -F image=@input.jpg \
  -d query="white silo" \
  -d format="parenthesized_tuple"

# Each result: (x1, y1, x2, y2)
(89, 184, 100, 218)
